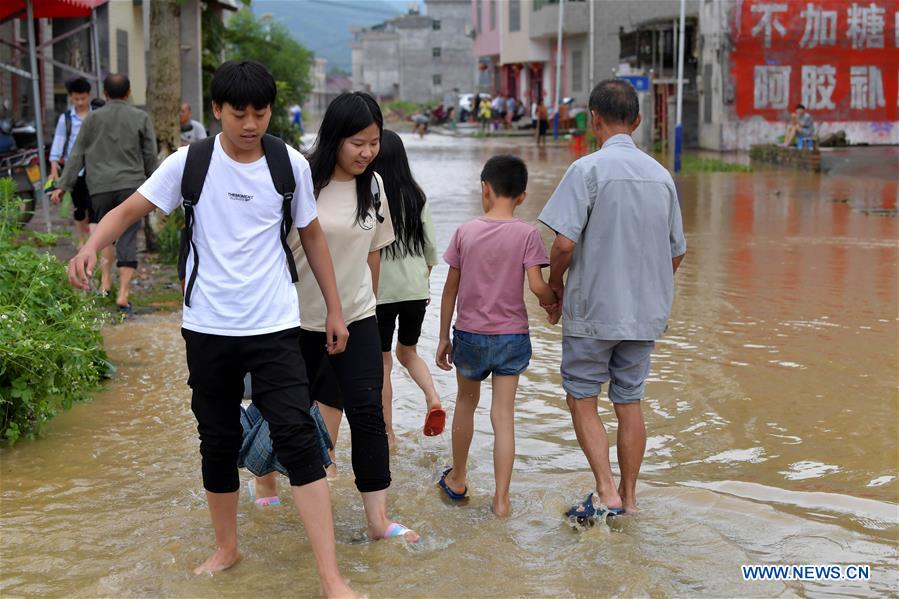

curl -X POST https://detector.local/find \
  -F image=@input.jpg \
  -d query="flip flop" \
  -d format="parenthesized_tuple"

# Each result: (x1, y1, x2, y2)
(246, 479, 281, 507)
(423, 407, 446, 436)
(116, 303, 133, 315)
(438, 467, 467, 501)
(383, 522, 418, 542)
(565, 492, 623, 523)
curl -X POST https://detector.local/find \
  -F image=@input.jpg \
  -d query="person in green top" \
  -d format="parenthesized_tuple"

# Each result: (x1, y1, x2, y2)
(373, 130, 445, 448)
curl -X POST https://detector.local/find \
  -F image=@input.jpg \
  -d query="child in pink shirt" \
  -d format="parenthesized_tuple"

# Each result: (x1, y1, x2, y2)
(436, 155, 557, 517)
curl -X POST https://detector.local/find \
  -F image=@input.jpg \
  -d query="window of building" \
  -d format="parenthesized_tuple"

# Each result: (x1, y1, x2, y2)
(509, 0, 521, 32)
(433, 74, 442, 86)
(432, 47, 441, 58)
(432, 19, 441, 31)
(476, 0, 482, 32)
(703, 64, 713, 124)
(490, 0, 496, 30)
(571, 49, 583, 92)
(116, 29, 129, 75)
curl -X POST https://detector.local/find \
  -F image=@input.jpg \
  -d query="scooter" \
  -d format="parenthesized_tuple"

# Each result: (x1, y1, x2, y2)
(0, 119, 40, 225)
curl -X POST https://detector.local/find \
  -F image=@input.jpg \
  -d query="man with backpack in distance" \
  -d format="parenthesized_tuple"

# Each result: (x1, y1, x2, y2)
(48, 77, 93, 248)
(67, 61, 356, 597)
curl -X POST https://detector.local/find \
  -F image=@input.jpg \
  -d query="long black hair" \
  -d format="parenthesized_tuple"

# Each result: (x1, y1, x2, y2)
(307, 92, 383, 226)
(372, 130, 427, 259)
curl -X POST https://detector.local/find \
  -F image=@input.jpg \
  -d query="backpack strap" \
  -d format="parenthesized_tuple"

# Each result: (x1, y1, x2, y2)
(261, 134, 299, 284)
(60, 110, 73, 163)
(178, 135, 216, 307)
(370, 172, 385, 223)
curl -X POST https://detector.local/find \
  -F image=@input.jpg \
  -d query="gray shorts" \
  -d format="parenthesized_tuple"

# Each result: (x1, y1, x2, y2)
(561, 337, 655, 404)
(90, 188, 139, 268)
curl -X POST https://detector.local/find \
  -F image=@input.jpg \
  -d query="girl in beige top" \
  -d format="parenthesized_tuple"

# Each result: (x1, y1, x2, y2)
(255, 92, 418, 542)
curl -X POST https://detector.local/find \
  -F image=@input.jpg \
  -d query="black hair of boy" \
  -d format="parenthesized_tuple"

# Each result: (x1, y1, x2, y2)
(210, 60, 277, 110)
(103, 73, 130, 99)
(589, 79, 639, 125)
(480, 155, 528, 198)
(65, 77, 91, 95)
(372, 129, 426, 259)
(307, 91, 383, 225)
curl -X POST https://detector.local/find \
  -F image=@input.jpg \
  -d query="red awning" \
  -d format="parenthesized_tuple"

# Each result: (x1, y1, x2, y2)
(0, 0, 107, 22)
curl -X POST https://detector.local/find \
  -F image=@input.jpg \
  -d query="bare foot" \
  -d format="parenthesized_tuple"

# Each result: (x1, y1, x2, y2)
(320, 577, 359, 599)
(491, 495, 511, 517)
(193, 546, 240, 575)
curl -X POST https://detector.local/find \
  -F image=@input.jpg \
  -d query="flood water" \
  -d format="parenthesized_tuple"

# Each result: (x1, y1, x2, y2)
(1, 135, 897, 598)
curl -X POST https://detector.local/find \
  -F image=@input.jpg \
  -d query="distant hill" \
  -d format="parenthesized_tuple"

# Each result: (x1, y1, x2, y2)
(252, 0, 422, 72)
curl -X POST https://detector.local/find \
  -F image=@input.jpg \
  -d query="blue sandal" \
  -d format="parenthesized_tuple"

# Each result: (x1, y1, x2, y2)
(438, 467, 468, 501)
(565, 492, 624, 523)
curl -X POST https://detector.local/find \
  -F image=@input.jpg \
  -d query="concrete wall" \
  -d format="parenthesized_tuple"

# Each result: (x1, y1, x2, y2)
(352, 29, 400, 99)
(472, 0, 500, 57)
(180, 0, 203, 121)
(530, 0, 588, 39)
(107, 1, 146, 105)
(500, 0, 550, 64)
(699, 0, 899, 150)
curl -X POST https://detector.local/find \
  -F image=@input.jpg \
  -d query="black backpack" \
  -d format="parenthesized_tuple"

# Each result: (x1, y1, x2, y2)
(177, 134, 298, 307)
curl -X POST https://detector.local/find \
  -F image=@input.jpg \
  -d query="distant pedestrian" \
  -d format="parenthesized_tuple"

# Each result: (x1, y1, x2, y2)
(49, 77, 93, 249)
(535, 98, 549, 147)
(179, 102, 207, 146)
(289, 103, 304, 135)
(539, 79, 686, 523)
(52, 73, 157, 313)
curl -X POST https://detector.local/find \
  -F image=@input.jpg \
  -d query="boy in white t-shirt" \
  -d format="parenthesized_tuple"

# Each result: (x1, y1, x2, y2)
(67, 61, 355, 597)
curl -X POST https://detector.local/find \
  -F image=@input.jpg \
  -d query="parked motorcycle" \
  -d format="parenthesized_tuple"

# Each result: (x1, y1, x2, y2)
(0, 118, 40, 224)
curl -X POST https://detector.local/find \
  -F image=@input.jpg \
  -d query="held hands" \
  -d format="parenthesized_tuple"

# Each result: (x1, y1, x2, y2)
(544, 281, 565, 325)
(67, 249, 96, 290)
(325, 312, 349, 355)
(436, 338, 453, 371)
(50, 188, 64, 205)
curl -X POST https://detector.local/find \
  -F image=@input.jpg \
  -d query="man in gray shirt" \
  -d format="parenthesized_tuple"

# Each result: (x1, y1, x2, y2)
(539, 79, 686, 522)
(53, 73, 157, 312)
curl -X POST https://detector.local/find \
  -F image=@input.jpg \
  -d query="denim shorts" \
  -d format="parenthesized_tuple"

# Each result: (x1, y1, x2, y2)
(452, 329, 532, 381)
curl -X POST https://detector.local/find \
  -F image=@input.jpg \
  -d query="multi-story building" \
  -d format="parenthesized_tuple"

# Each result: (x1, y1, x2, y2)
(352, 0, 475, 104)
(472, 0, 701, 148)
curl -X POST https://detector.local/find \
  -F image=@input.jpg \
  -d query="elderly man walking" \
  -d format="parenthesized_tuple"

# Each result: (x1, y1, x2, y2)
(539, 79, 687, 521)
(53, 74, 157, 312)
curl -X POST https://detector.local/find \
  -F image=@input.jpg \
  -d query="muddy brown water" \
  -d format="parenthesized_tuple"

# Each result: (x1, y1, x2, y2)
(1, 136, 897, 597)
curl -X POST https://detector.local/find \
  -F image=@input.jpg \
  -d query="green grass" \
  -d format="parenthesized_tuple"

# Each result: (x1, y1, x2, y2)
(681, 155, 752, 173)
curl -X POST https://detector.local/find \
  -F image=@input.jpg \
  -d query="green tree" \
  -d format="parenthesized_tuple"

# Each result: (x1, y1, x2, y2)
(204, 7, 313, 147)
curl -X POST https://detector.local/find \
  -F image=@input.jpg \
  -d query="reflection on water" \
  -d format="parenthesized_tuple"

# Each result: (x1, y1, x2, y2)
(1, 137, 897, 597)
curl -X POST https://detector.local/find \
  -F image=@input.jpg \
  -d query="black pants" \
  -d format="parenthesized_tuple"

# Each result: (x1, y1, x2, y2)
(182, 327, 324, 493)
(72, 174, 90, 221)
(300, 316, 390, 493)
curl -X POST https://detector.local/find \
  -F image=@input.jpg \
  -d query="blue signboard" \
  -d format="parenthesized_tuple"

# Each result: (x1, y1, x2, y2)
(619, 76, 650, 92)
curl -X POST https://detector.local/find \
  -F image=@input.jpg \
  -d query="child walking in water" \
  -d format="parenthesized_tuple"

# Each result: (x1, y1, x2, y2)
(373, 130, 445, 448)
(436, 155, 557, 517)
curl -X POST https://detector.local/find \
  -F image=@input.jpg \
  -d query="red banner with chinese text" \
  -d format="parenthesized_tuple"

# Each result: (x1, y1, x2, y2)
(732, 0, 898, 121)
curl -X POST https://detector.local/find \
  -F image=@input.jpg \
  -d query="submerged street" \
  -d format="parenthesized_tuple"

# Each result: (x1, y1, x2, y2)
(1, 135, 897, 597)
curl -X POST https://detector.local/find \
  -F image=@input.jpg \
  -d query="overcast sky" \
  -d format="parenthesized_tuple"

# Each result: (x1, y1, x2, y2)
(252, 0, 425, 72)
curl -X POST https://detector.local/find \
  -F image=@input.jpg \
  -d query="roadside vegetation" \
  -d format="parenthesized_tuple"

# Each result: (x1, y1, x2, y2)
(0, 178, 111, 443)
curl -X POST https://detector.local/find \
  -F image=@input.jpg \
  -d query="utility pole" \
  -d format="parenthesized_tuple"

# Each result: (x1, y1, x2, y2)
(553, 0, 564, 140)
(674, 0, 686, 172)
